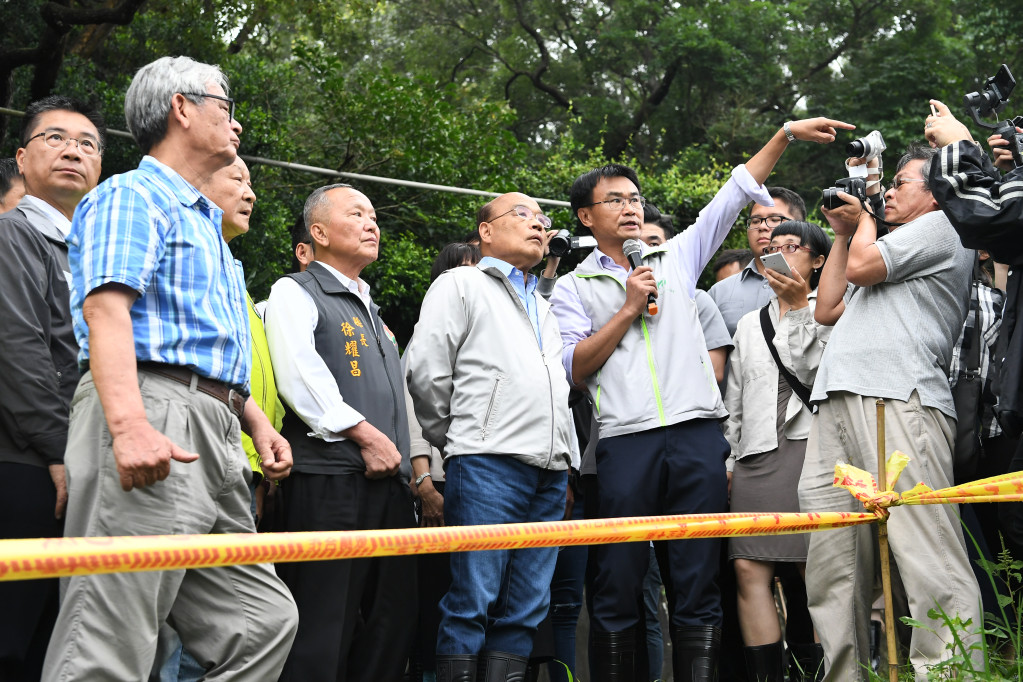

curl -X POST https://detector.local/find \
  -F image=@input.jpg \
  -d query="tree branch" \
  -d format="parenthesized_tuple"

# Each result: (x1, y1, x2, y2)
(40, 0, 148, 32)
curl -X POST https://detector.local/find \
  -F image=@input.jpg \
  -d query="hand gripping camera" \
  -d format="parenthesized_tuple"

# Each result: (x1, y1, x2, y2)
(963, 64, 1023, 168)
(822, 130, 886, 210)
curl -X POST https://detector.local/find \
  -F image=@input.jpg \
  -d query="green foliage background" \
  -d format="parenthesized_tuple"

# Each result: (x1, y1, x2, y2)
(1, 0, 1018, 342)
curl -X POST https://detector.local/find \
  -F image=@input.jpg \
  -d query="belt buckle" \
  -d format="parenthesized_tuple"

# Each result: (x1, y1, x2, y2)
(228, 389, 245, 419)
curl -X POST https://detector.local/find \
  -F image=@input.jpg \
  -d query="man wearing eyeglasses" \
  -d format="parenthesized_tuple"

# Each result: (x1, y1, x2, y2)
(42, 57, 298, 681)
(548, 118, 852, 681)
(802, 144, 981, 680)
(0, 95, 103, 681)
(405, 192, 573, 682)
(708, 187, 807, 337)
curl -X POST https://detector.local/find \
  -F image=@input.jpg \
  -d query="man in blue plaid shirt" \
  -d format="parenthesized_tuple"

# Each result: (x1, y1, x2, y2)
(42, 56, 298, 681)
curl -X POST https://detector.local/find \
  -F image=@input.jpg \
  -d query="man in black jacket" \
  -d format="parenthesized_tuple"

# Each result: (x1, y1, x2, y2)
(0, 95, 103, 681)
(925, 98, 1023, 544)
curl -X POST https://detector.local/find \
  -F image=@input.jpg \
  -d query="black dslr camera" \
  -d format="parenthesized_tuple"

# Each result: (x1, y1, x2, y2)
(822, 177, 867, 211)
(548, 230, 597, 257)
(964, 64, 1023, 168)
(822, 130, 885, 210)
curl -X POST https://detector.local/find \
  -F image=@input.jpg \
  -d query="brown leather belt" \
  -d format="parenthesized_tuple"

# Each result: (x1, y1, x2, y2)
(136, 362, 246, 419)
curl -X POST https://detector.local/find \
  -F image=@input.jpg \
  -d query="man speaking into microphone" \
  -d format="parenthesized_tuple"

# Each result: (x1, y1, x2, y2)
(549, 116, 850, 681)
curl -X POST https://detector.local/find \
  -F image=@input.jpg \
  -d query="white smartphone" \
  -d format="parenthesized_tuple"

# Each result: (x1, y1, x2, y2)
(760, 252, 793, 278)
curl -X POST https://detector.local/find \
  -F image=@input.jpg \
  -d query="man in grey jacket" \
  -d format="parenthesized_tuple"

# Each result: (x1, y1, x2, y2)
(406, 192, 573, 682)
(0, 95, 103, 680)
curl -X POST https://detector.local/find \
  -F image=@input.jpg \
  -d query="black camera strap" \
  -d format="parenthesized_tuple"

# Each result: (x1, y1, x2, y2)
(758, 304, 814, 411)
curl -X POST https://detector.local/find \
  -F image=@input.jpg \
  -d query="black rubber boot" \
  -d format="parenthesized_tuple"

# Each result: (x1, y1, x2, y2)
(590, 627, 639, 682)
(477, 651, 529, 682)
(743, 641, 784, 682)
(670, 625, 721, 682)
(788, 642, 825, 681)
(436, 654, 478, 682)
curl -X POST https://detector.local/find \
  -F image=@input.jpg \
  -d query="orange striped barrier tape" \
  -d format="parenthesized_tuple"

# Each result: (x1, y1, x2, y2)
(835, 451, 1023, 518)
(0, 511, 874, 582)
(6, 455, 1023, 582)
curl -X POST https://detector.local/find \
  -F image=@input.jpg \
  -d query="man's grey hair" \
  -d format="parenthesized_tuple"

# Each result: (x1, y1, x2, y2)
(895, 143, 938, 191)
(124, 56, 230, 154)
(303, 183, 355, 231)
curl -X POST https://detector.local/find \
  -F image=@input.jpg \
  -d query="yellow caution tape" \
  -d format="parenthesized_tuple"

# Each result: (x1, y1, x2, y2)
(835, 451, 1023, 517)
(0, 511, 874, 582)
(8, 457, 1023, 583)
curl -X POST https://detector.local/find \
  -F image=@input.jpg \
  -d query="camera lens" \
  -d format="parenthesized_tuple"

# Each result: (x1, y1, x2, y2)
(847, 140, 869, 157)
(548, 230, 572, 257)
(821, 187, 841, 211)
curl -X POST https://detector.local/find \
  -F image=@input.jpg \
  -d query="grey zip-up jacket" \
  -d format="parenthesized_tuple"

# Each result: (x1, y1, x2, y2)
(561, 246, 726, 439)
(405, 263, 572, 471)
(0, 201, 80, 467)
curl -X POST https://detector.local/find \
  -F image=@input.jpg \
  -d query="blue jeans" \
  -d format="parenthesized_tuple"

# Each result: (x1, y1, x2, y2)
(437, 455, 567, 657)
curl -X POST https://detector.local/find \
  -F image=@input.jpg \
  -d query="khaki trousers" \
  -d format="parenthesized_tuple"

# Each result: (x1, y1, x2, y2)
(799, 391, 981, 681)
(43, 370, 298, 681)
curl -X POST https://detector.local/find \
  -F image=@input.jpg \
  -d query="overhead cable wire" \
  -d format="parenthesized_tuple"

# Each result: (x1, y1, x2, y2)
(0, 107, 571, 207)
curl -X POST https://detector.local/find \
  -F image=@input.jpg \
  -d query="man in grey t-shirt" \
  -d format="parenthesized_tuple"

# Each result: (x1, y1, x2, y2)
(800, 144, 981, 681)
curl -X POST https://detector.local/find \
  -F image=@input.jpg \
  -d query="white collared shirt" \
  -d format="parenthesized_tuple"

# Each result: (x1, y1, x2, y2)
(21, 194, 72, 239)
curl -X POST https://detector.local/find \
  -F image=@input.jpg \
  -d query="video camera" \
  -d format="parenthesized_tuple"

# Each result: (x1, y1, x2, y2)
(548, 230, 597, 257)
(822, 130, 886, 211)
(963, 64, 1023, 168)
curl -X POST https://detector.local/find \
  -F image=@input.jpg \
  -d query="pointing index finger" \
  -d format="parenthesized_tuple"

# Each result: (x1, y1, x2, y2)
(825, 119, 857, 130)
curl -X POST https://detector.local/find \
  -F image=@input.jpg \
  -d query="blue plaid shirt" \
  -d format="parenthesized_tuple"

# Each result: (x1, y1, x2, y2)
(69, 156, 251, 392)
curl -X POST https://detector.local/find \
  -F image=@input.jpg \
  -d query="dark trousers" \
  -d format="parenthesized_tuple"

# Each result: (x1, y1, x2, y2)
(277, 472, 418, 682)
(590, 420, 729, 632)
(412, 481, 451, 678)
(549, 486, 587, 682)
(0, 463, 62, 681)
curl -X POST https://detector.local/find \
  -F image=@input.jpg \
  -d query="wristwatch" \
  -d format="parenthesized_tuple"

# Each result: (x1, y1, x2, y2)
(783, 121, 796, 142)
(414, 472, 432, 488)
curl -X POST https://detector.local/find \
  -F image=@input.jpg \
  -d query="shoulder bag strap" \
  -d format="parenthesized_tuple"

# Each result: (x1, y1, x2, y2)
(759, 304, 814, 411)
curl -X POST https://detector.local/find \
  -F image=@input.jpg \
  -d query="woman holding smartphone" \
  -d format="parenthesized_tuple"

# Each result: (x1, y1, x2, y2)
(723, 221, 832, 682)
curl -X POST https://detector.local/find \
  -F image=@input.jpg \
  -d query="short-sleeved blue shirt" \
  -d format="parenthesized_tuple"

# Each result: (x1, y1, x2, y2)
(69, 156, 251, 392)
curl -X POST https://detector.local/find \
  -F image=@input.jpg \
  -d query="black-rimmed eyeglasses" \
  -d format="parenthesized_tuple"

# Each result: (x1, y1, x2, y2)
(746, 215, 792, 231)
(181, 92, 236, 122)
(585, 196, 646, 212)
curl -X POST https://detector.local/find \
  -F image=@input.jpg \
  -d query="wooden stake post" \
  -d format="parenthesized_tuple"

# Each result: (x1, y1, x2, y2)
(876, 399, 899, 682)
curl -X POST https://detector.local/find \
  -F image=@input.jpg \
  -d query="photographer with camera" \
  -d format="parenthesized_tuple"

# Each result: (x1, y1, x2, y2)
(803, 143, 982, 680)
(925, 89, 1023, 568)
(926, 97, 1023, 440)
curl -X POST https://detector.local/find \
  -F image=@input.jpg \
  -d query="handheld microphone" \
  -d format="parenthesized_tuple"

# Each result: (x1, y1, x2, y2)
(622, 239, 658, 316)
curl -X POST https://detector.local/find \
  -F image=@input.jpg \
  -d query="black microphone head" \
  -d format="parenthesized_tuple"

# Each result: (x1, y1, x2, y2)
(622, 239, 644, 259)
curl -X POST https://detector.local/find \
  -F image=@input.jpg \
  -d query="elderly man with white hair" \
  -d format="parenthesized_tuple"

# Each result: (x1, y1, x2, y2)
(42, 56, 298, 681)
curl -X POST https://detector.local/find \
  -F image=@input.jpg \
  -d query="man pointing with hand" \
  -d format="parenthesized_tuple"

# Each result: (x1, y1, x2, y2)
(549, 117, 851, 682)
